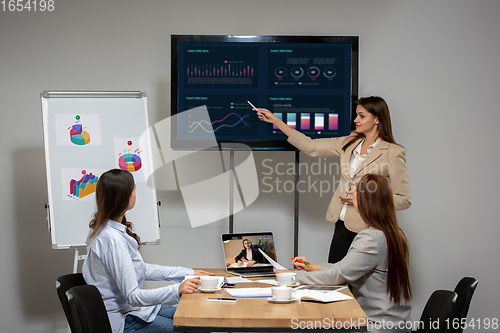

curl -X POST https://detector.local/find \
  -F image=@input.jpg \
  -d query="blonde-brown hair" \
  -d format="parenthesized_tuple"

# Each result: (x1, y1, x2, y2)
(356, 174, 411, 304)
(343, 96, 397, 151)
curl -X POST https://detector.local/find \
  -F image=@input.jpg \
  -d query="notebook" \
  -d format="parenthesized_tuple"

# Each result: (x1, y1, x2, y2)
(222, 232, 278, 278)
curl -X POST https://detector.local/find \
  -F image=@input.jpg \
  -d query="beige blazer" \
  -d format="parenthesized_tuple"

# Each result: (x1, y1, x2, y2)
(288, 130, 411, 233)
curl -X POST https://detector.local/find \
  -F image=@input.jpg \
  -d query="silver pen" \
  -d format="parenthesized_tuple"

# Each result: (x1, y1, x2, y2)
(247, 100, 258, 111)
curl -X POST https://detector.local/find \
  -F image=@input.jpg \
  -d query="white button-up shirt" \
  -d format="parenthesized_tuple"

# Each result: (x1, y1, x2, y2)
(83, 220, 193, 333)
(339, 139, 381, 221)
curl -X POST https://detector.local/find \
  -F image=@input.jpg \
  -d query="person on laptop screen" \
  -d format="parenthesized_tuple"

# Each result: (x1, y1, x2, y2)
(235, 239, 264, 267)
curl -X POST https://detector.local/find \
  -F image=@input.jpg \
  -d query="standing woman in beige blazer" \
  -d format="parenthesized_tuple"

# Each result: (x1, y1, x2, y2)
(255, 96, 411, 263)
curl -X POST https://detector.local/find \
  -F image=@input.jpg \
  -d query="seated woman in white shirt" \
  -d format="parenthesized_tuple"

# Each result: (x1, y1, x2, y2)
(279, 174, 412, 333)
(83, 169, 213, 333)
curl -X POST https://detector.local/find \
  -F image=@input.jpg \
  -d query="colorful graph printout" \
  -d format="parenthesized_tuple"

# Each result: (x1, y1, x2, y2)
(62, 168, 105, 202)
(55, 114, 102, 146)
(70, 123, 91, 145)
(114, 138, 146, 182)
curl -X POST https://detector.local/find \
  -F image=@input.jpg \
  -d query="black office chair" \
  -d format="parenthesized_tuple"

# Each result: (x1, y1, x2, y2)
(449, 277, 478, 333)
(416, 290, 457, 333)
(56, 273, 87, 332)
(67, 284, 112, 333)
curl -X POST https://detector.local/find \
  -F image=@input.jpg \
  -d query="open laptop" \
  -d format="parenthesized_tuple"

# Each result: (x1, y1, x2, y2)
(222, 231, 278, 277)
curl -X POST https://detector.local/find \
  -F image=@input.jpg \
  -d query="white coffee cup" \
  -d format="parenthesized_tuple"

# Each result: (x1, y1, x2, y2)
(277, 272, 296, 286)
(272, 286, 293, 300)
(199, 276, 219, 290)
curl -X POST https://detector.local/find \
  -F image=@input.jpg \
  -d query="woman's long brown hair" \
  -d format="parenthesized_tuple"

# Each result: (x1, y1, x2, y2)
(88, 169, 141, 248)
(356, 174, 411, 304)
(342, 96, 397, 151)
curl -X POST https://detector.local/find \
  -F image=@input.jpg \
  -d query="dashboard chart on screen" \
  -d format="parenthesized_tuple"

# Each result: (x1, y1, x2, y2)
(171, 35, 358, 150)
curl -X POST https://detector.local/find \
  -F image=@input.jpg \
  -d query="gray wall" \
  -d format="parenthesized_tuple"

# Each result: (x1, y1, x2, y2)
(1, 0, 499, 332)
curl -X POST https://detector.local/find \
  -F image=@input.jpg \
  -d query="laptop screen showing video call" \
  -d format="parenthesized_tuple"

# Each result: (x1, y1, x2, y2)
(222, 232, 276, 270)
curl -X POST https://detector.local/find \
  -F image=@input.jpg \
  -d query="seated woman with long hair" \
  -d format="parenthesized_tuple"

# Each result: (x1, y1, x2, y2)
(282, 174, 412, 332)
(82, 169, 213, 333)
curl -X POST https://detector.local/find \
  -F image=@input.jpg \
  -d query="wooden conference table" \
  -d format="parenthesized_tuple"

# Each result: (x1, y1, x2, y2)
(173, 269, 367, 332)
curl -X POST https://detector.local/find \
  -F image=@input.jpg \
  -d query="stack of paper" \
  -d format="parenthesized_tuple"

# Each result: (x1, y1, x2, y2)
(293, 290, 352, 303)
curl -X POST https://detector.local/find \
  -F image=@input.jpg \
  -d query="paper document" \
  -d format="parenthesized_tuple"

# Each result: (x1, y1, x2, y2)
(225, 287, 273, 298)
(293, 290, 352, 303)
(259, 248, 286, 270)
(294, 285, 347, 292)
(228, 262, 249, 268)
(226, 276, 253, 284)
(255, 279, 279, 285)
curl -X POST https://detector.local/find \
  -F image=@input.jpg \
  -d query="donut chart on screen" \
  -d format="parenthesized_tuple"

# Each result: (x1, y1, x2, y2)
(119, 153, 142, 172)
(69, 124, 91, 145)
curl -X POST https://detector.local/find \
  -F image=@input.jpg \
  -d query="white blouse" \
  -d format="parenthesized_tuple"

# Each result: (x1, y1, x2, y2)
(339, 138, 381, 221)
(83, 220, 193, 333)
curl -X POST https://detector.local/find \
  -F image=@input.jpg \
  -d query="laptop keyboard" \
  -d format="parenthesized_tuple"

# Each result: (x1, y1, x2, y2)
(231, 266, 273, 273)
(239, 271, 275, 277)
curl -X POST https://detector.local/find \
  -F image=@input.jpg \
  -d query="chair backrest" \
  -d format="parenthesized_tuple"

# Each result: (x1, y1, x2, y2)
(418, 290, 458, 333)
(56, 273, 87, 332)
(67, 284, 112, 333)
(450, 277, 478, 333)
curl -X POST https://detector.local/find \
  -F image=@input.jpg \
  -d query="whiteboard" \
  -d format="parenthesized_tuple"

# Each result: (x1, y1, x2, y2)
(41, 91, 160, 249)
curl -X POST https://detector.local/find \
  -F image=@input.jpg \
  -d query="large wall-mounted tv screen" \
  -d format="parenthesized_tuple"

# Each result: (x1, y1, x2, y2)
(171, 35, 358, 150)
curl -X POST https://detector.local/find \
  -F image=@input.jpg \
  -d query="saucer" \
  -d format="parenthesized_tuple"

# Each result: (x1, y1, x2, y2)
(267, 297, 298, 304)
(198, 287, 222, 293)
(278, 282, 300, 287)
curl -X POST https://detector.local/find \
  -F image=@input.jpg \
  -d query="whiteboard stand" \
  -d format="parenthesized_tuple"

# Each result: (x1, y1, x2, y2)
(73, 248, 87, 274)
(46, 203, 87, 273)
(45, 203, 50, 234)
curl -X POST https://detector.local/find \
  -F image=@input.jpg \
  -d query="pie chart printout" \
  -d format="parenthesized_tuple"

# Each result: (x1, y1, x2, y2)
(118, 140, 142, 172)
(70, 123, 90, 145)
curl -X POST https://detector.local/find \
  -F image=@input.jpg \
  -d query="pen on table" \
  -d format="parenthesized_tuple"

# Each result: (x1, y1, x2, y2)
(291, 258, 310, 265)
